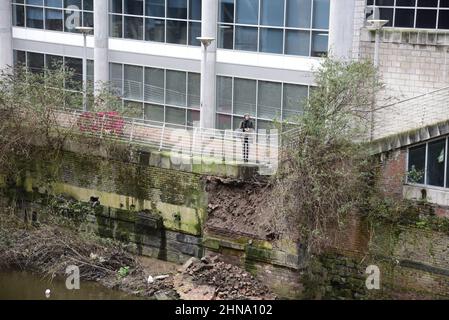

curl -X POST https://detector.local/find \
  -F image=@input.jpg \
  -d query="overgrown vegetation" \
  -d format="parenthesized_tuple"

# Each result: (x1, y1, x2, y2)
(0, 64, 124, 190)
(270, 58, 384, 255)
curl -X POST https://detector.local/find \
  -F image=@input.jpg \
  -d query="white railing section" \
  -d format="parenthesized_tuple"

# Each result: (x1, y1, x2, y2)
(372, 86, 449, 140)
(55, 108, 280, 170)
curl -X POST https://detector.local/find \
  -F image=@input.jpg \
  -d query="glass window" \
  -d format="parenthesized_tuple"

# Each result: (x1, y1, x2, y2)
(83, 0, 93, 11)
(189, 0, 202, 20)
(27, 52, 44, 74)
(110, 63, 123, 96)
(145, 18, 165, 42)
(46, 0, 63, 7)
(14, 50, 26, 66)
(418, 0, 438, 7)
(188, 22, 201, 46)
(233, 78, 256, 116)
(312, 0, 329, 29)
(166, 20, 187, 44)
(217, 76, 233, 113)
(233, 116, 244, 131)
(218, 24, 234, 49)
(311, 31, 328, 57)
(427, 139, 445, 187)
(219, 0, 234, 23)
(441, 0, 449, 7)
(167, 0, 188, 19)
(64, 0, 81, 8)
(260, 28, 283, 54)
(65, 56, 83, 90)
(83, 11, 94, 27)
(146, 0, 165, 17)
(27, 0, 44, 5)
(439, 10, 449, 29)
(260, 0, 284, 26)
(166, 70, 186, 106)
(165, 106, 186, 127)
(397, 0, 416, 5)
(144, 104, 165, 123)
(109, 0, 122, 13)
(257, 119, 274, 131)
(26, 7, 44, 29)
(258, 81, 282, 119)
(283, 84, 307, 120)
(124, 16, 143, 40)
(286, 0, 311, 28)
(235, 26, 258, 51)
(216, 114, 232, 130)
(110, 14, 123, 37)
(395, 9, 415, 27)
(236, 0, 259, 25)
(378, 8, 394, 27)
(123, 100, 143, 118)
(124, 0, 144, 15)
(124, 65, 143, 101)
(65, 8, 81, 32)
(408, 144, 426, 184)
(285, 30, 310, 56)
(45, 8, 63, 31)
(13, 5, 25, 27)
(144, 67, 164, 104)
(187, 73, 200, 108)
(416, 9, 437, 29)
(187, 109, 200, 127)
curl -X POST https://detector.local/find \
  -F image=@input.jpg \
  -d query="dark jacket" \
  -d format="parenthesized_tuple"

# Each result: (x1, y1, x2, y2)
(239, 119, 254, 132)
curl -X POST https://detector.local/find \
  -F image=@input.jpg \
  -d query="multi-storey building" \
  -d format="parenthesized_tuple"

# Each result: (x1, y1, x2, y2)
(0, 0, 338, 131)
(1, 0, 449, 213)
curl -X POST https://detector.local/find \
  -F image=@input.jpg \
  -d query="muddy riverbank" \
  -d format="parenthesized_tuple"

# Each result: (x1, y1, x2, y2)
(0, 209, 276, 300)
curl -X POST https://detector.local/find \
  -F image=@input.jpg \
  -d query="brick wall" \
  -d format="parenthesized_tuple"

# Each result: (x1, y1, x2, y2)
(379, 148, 407, 200)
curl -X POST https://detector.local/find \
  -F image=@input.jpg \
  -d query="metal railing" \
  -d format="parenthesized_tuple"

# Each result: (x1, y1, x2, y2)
(372, 86, 449, 140)
(55, 108, 280, 169)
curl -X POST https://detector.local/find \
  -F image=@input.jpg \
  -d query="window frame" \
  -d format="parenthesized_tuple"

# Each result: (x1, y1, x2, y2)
(406, 136, 449, 189)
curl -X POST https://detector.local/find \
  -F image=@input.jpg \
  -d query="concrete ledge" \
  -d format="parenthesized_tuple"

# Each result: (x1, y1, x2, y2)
(370, 120, 449, 154)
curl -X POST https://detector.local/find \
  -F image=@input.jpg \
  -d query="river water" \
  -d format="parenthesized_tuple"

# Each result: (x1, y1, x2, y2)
(0, 270, 141, 300)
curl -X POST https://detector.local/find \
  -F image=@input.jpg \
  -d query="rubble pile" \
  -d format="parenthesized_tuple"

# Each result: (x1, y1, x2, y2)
(180, 255, 275, 300)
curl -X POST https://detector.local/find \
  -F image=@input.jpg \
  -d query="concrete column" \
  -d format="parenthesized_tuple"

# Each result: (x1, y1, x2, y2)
(328, 0, 355, 60)
(0, 0, 13, 72)
(199, 0, 218, 129)
(94, 0, 109, 93)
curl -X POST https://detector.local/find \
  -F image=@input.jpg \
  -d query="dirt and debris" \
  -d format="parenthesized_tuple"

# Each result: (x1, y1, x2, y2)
(204, 176, 280, 241)
(0, 211, 178, 299)
(0, 211, 276, 300)
(174, 255, 276, 300)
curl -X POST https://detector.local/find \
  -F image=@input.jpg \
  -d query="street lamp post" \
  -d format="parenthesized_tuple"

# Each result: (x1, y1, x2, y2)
(366, 19, 389, 68)
(196, 36, 215, 130)
(366, 19, 389, 141)
(75, 26, 93, 112)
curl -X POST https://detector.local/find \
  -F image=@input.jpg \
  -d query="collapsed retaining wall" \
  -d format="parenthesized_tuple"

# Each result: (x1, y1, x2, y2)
(3, 144, 449, 299)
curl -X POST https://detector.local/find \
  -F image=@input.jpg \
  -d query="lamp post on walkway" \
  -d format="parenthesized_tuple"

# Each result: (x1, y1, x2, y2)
(75, 26, 93, 112)
(366, 19, 389, 141)
(197, 36, 215, 130)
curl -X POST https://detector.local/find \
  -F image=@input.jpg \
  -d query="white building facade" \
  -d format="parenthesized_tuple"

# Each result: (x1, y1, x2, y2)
(0, 0, 340, 131)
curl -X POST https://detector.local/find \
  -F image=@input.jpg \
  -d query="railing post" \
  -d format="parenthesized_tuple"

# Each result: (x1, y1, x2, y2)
(129, 118, 135, 143)
(100, 114, 106, 138)
(159, 122, 166, 151)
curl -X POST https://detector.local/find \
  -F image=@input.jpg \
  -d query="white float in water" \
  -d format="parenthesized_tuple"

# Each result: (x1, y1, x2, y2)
(45, 289, 51, 298)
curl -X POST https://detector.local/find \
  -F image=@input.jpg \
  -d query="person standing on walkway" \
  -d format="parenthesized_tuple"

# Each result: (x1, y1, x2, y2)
(239, 114, 254, 163)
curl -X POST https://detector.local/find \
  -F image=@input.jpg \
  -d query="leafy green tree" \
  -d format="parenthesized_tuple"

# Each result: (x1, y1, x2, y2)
(270, 58, 382, 255)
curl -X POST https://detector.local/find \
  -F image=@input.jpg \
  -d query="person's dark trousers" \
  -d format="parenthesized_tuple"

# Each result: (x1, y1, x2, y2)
(243, 136, 249, 162)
